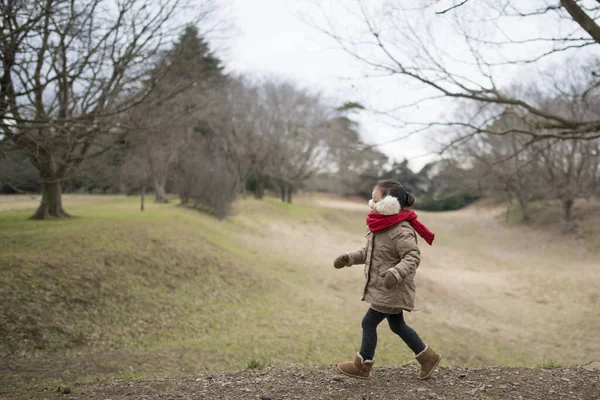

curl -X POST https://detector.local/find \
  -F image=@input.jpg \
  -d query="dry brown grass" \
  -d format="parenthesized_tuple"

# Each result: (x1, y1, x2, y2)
(249, 195, 600, 366)
(1, 194, 598, 396)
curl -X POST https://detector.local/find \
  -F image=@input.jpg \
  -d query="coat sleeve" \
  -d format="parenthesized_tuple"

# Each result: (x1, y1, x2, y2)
(391, 229, 421, 279)
(347, 246, 366, 265)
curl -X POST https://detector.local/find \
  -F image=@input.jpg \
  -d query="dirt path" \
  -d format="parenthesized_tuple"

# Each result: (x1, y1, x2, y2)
(28, 363, 600, 400)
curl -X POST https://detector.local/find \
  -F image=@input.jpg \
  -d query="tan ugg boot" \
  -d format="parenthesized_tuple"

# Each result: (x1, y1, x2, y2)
(337, 353, 375, 380)
(415, 345, 441, 380)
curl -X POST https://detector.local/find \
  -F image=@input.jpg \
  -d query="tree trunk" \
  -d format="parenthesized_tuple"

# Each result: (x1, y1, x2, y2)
(280, 185, 286, 202)
(254, 177, 265, 199)
(153, 176, 169, 203)
(141, 187, 145, 211)
(30, 181, 71, 220)
(517, 196, 530, 222)
(179, 182, 190, 205)
(560, 0, 600, 44)
(284, 184, 293, 204)
(562, 198, 577, 233)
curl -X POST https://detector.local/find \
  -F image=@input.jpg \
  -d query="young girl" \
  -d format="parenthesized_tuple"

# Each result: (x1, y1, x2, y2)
(333, 179, 441, 380)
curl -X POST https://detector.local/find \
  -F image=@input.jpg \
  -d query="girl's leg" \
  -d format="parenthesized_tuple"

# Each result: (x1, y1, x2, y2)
(387, 311, 427, 355)
(359, 308, 387, 360)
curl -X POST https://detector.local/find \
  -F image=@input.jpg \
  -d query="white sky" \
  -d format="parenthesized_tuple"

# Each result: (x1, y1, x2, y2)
(216, 0, 599, 171)
(220, 0, 436, 170)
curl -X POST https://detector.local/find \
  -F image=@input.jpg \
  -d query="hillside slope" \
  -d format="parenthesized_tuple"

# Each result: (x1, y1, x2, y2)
(1, 195, 599, 398)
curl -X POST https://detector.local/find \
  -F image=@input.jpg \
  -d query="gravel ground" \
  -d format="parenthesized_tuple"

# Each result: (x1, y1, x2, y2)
(16, 362, 600, 400)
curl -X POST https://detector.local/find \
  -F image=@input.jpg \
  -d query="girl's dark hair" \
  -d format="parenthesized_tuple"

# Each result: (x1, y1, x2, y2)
(375, 179, 415, 208)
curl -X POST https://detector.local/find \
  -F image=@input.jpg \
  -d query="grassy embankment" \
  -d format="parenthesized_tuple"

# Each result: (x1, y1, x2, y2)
(1, 194, 598, 396)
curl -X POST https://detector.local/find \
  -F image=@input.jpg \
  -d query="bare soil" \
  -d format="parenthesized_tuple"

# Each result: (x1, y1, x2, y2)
(18, 362, 600, 400)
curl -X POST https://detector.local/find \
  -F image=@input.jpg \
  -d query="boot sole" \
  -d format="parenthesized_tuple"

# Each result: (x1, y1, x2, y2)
(336, 364, 371, 380)
(418, 354, 442, 380)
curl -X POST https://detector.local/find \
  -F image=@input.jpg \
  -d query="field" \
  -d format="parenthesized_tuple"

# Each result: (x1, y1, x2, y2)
(1, 194, 599, 397)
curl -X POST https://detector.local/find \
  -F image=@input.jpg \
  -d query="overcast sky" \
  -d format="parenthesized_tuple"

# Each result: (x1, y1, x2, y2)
(216, 0, 597, 171)
(220, 0, 436, 170)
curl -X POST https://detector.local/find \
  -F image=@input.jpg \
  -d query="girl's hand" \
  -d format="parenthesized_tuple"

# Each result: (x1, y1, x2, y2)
(333, 254, 350, 269)
(381, 269, 401, 289)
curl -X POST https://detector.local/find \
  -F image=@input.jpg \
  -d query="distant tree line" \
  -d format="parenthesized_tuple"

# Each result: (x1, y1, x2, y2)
(2, 0, 598, 231)
(306, 0, 600, 231)
(0, 1, 406, 219)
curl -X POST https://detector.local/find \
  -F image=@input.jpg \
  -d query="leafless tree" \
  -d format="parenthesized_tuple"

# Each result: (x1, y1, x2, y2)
(459, 100, 600, 230)
(261, 81, 331, 203)
(201, 78, 339, 203)
(310, 0, 600, 150)
(535, 138, 600, 231)
(198, 78, 279, 200)
(203, 78, 267, 198)
(206, 78, 328, 202)
(122, 24, 224, 203)
(173, 132, 238, 218)
(124, 97, 194, 203)
(457, 112, 544, 221)
(248, 81, 290, 200)
(0, 0, 198, 219)
(119, 151, 151, 210)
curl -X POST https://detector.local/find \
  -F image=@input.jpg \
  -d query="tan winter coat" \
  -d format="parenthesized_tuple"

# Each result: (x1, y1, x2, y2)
(349, 221, 421, 311)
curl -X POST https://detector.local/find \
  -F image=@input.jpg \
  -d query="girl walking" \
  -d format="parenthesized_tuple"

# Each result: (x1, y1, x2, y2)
(333, 179, 441, 380)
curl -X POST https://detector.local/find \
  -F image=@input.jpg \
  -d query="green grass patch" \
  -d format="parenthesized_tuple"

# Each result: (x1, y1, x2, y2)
(538, 360, 562, 369)
(0, 195, 363, 396)
(246, 359, 272, 370)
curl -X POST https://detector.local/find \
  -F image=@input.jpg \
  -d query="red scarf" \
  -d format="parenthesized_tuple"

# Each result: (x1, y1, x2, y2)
(366, 209, 435, 245)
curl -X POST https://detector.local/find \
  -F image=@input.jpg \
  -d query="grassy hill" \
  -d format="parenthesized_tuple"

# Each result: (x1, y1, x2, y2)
(0, 196, 371, 395)
(1, 195, 599, 397)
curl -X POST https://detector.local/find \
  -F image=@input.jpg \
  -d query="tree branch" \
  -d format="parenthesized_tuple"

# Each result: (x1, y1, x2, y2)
(560, 0, 600, 44)
(436, 0, 470, 15)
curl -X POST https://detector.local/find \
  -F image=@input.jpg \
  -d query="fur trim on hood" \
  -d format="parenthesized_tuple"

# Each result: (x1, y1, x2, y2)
(369, 195, 400, 215)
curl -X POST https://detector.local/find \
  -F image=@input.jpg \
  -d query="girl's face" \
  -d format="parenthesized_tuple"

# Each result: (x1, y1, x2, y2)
(369, 187, 383, 212)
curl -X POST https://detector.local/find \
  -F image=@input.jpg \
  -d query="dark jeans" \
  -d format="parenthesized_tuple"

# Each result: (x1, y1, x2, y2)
(359, 307, 426, 361)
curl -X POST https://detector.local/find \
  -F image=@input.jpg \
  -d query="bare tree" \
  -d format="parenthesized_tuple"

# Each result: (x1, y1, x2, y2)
(309, 0, 600, 149)
(214, 78, 297, 200)
(173, 132, 238, 218)
(535, 138, 600, 231)
(196, 78, 278, 200)
(204, 78, 267, 198)
(262, 81, 330, 203)
(456, 110, 545, 221)
(123, 24, 224, 203)
(459, 101, 600, 230)
(249, 81, 288, 200)
(119, 150, 151, 210)
(0, 0, 193, 219)
(164, 77, 386, 205)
